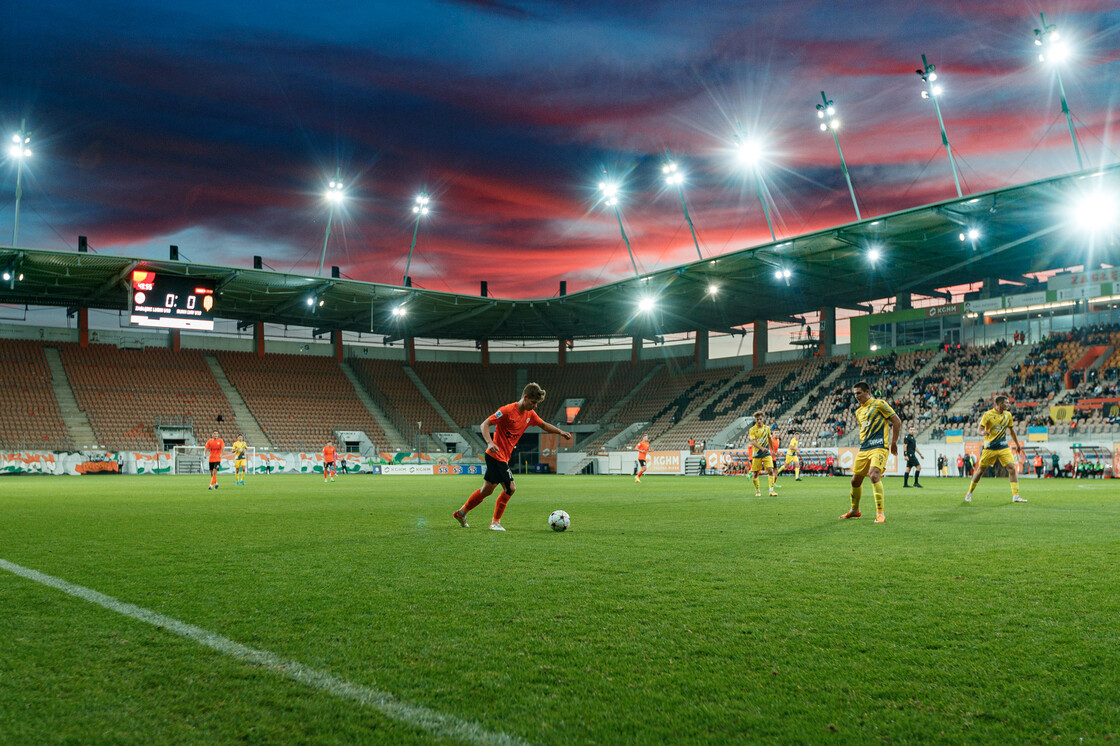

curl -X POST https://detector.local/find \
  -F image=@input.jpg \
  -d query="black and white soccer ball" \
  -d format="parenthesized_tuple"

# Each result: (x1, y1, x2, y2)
(548, 510, 570, 532)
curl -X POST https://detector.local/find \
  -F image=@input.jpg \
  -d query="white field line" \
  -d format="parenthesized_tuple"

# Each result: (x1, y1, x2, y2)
(0, 558, 530, 746)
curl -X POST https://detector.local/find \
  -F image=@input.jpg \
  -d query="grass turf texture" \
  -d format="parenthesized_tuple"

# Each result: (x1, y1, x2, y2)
(1, 474, 1118, 744)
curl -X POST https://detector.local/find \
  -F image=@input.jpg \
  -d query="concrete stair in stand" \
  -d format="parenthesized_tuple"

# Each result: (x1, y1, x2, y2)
(204, 354, 272, 449)
(42, 346, 97, 449)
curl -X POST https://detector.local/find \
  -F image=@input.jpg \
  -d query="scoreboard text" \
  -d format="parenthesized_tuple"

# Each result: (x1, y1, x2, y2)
(129, 271, 216, 330)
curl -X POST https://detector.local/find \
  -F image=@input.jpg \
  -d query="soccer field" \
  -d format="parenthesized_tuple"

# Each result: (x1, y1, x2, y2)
(1, 473, 1118, 744)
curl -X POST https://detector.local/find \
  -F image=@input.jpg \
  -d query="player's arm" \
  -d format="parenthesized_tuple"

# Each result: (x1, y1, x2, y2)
(536, 417, 573, 441)
(479, 418, 498, 455)
(888, 414, 902, 455)
(1008, 423, 1023, 453)
(917, 447, 924, 458)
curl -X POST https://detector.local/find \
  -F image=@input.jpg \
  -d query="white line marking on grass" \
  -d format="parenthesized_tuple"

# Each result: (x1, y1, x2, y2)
(0, 557, 530, 746)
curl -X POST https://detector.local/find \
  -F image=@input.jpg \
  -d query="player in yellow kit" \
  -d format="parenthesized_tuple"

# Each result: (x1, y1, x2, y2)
(780, 435, 801, 482)
(232, 434, 247, 486)
(748, 411, 778, 497)
(840, 381, 901, 524)
(965, 395, 1026, 504)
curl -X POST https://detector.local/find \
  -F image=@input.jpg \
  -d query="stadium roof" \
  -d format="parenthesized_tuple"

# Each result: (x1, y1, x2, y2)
(1, 165, 1117, 342)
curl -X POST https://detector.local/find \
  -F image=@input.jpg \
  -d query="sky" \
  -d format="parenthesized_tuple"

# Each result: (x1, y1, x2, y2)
(1, 0, 1119, 301)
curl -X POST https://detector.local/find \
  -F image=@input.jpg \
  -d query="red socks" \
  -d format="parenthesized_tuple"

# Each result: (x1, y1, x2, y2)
(493, 492, 511, 522)
(460, 489, 485, 515)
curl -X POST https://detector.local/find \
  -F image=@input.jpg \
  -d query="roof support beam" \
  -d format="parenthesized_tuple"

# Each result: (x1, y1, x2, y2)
(91, 261, 138, 302)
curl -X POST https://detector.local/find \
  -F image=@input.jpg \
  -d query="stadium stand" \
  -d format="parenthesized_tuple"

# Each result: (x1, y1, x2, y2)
(655, 356, 842, 450)
(902, 342, 1007, 428)
(216, 351, 388, 451)
(349, 358, 450, 442)
(781, 350, 935, 444)
(0, 338, 72, 450)
(57, 343, 243, 450)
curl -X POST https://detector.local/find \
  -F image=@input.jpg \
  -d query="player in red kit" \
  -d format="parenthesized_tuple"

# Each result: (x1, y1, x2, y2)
(453, 382, 572, 531)
(205, 431, 224, 490)
(322, 441, 337, 483)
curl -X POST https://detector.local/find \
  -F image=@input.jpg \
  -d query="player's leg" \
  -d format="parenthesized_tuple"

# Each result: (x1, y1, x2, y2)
(767, 462, 778, 496)
(492, 478, 516, 528)
(913, 465, 922, 487)
(794, 458, 800, 481)
(903, 466, 911, 487)
(751, 460, 762, 496)
(209, 462, 218, 489)
(842, 471, 865, 519)
(455, 479, 497, 526)
(966, 452, 990, 502)
(869, 465, 886, 522)
(1005, 453, 1026, 502)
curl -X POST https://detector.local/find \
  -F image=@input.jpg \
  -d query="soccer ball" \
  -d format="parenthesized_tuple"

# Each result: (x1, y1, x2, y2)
(548, 510, 570, 532)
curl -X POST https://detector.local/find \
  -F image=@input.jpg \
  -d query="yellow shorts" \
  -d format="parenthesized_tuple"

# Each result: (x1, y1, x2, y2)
(784, 455, 799, 466)
(978, 448, 1016, 469)
(751, 456, 774, 471)
(234, 459, 246, 469)
(853, 448, 888, 477)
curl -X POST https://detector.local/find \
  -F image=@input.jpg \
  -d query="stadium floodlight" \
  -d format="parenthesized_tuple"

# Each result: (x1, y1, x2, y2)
(306, 297, 314, 306)
(959, 226, 982, 243)
(318, 168, 345, 277)
(1072, 190, 1118, 234)
(732, 130, 776, 241)
(8, 119, 31, 246)
(1034, 12, 1084, 171)
(708, 283, 719, 295)
(663, 151, 703, 260)
(1, 272, 9, 281)
(637, 296, 655, 313)
(916, 54, 962, 198)
(816, 91, 861, 220)
(599, 171, 640, 277)
(403, 188, 431, 286)
(867, 247, 881, 263)
(392, 305, 407, 318)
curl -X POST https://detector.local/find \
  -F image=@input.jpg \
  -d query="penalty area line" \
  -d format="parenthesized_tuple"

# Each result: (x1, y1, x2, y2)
(0, 557, 530, 746)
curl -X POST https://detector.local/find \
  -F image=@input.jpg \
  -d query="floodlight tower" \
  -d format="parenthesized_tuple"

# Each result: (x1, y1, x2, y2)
(599, 178, 640, 277)
(9, 119, 32, 246)
(733, 131, 776, 241)
(402, 189, 430, 286)
(916, 55, 962, 198)
(1034, 12, 1084, 171)
(816, 92, 861, 220)
(318, 168, 345, 276)
(662, 151, 703, 260)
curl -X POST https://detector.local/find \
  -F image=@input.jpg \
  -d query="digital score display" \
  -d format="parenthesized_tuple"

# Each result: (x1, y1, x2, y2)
(129, 271, 216, 330)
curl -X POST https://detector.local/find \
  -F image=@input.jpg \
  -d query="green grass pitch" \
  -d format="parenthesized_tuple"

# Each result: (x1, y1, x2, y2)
(1, 473, 1118, 744)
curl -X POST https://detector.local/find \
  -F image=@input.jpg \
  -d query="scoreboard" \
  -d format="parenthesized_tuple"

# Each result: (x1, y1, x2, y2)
(129, 271, 216, 330)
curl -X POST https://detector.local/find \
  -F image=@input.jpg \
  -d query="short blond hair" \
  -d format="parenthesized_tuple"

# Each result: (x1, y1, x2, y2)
(523, 382, 546, 402)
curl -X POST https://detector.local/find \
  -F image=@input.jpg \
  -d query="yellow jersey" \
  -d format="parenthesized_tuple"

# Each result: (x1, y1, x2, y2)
(786, 437, 798, 456)
(979, 409, 1013, 450)
(232, 440, 247, 459)
(855, 398, 895, 451)
(748, 423, 773, 457)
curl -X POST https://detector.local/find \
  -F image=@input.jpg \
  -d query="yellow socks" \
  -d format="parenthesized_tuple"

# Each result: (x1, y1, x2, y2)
(1011, 482, 1020, 498)
(795, 467, 800, 479)
(768, 475, 776, 492)
(872, 480, 885, 513)
(850, 484, 862, 511)
(752, 475, 761, 492)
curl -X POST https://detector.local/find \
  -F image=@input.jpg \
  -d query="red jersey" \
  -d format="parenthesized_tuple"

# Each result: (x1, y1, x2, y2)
(487, 402, 543, 463)
(206, 438, 224, 462)
(323, 445, 336, 462)
(637, 440, 650, 458)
